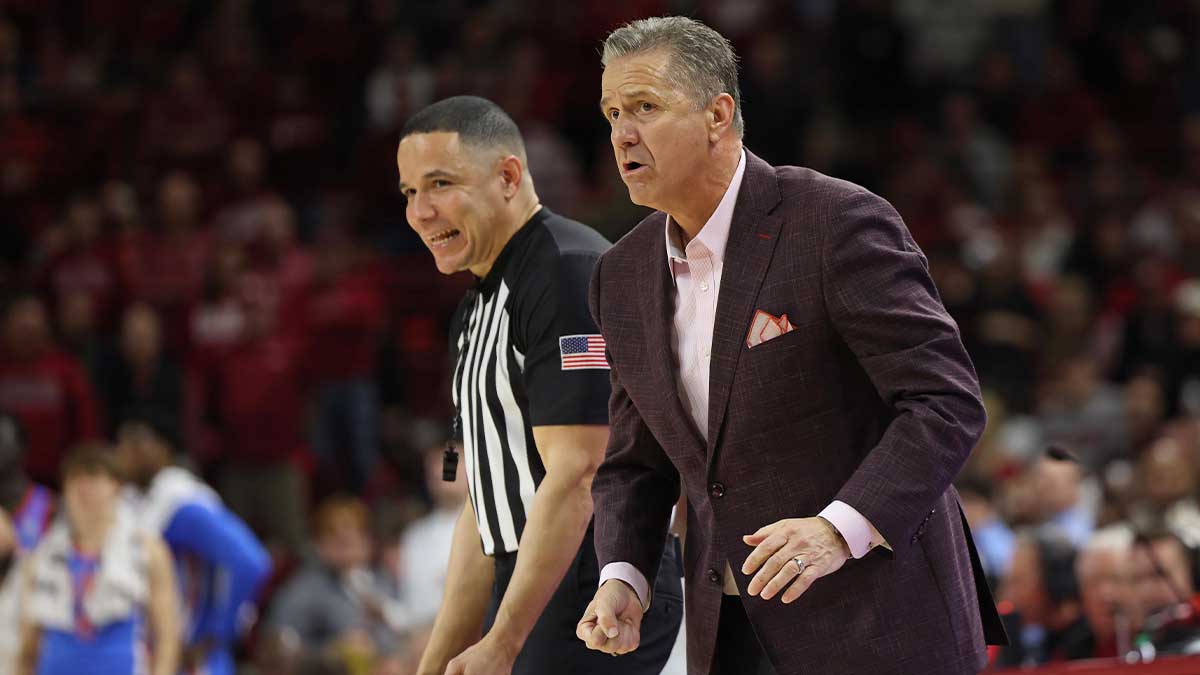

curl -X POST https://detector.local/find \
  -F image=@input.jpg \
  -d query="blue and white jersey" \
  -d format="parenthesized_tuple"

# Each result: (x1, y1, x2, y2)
(36, 552, 148, 675)
(125, 468, 270, 659)
(26, 505, 150, 675)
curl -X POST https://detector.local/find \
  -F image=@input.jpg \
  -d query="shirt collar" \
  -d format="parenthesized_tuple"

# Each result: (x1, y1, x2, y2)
(664, 149, 747, 284)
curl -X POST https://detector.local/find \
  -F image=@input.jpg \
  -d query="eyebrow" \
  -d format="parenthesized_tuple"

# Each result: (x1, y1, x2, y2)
(398, 169, 456, 191)
(599, 88, 661, 112)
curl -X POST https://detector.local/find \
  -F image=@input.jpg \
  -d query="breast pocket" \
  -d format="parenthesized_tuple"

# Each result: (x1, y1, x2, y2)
(737, 307, 833, 422)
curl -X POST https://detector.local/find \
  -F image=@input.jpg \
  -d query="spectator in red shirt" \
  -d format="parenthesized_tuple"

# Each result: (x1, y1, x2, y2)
(0, 292, 100, 486)
(208, 292, 307, 558)
(134, 171, 212, 354)
(38, 193, 121, 333)
(305, 229, 384, 493)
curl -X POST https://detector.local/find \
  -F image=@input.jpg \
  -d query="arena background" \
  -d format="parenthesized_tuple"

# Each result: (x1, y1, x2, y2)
(2, 1, 1200, 673)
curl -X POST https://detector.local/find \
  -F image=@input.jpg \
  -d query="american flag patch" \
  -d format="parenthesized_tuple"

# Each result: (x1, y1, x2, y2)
(559, 334, 609, 370)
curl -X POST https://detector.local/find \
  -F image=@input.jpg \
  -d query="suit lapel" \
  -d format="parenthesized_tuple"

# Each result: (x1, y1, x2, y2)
(706, 152, 782, 461)
(637, 218, 707, 455)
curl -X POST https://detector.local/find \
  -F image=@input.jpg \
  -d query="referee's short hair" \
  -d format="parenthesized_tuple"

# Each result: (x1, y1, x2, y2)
(400, 95, 527, 162)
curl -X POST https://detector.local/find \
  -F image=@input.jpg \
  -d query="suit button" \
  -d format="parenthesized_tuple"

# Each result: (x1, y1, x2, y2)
(708, 569, 721, 584)
(709, 482, 725, 499)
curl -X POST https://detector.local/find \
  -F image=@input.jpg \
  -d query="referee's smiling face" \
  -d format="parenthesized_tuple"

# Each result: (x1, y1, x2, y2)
(397, 131, 512, 277)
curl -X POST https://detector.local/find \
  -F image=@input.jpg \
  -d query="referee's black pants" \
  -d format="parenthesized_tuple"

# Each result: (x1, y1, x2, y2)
(483, 527, 683, 674)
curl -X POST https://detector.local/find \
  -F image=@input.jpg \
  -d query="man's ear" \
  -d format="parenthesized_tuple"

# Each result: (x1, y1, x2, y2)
(498, 155, 525, 199)
(707, 93, 736, 142)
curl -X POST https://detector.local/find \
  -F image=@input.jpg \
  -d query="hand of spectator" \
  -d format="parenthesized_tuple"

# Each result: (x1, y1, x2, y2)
(443, 633, 519, 675)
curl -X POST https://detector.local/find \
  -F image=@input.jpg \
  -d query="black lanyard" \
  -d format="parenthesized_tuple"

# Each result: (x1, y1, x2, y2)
(444, 287, 481, 482)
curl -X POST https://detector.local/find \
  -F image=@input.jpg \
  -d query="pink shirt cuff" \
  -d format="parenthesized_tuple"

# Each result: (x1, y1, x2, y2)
(819, 500, 887, 559)
(598, 562, 651, 611)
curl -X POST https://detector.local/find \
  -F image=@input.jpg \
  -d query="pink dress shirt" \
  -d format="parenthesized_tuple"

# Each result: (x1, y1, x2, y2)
(598, 151, 886, 608)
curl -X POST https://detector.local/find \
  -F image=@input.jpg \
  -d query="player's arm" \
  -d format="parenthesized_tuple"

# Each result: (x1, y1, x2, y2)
(16, 560, 39, 675)
(416, 497, 495, 675)
(163, 502, 271, 644)
(480, 424, 607, 654)
(145, 534, 182, 675)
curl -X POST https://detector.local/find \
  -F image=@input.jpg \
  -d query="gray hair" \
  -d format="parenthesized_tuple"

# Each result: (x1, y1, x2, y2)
(601, 16, 744, 137)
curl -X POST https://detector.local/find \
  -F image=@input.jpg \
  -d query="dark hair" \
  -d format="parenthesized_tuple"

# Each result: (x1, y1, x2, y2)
(399, 96, 526, 160)
(119, 406, 182, 454)
(61, 441, 122, 482)
(1035, 532, 1079, 605)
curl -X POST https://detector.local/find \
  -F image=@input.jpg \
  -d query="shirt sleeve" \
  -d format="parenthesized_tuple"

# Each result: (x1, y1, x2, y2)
(818, 500, 891, 559)
(163, 502, 272, 643)
(515, 253, 611, 427)
(598, 562, 651, 611)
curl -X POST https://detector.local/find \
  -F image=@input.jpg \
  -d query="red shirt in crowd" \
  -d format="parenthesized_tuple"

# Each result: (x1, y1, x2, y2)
(303, 268, 384, 383)
(0, 348, 100, 484)
(212, 333, 305, 465)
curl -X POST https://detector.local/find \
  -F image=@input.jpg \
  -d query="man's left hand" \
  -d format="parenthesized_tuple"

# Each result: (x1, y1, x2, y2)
(741, 517, 850, 603)
(444, 634, 519, 675)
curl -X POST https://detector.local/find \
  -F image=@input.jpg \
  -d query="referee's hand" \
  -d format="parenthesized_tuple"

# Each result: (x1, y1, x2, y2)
(576, 580, 642, 655)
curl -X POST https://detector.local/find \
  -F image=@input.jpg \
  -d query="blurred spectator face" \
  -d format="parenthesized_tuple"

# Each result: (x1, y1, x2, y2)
(102, 180, 141, 230)
(1004, 538, 1050, 624)
(1131, 537, 1193, 617)
(1077, 544, 1134, 642)
(3, 296, 51, 358)
(1058, 358, 1101, 407)
(396, 132, 519, 276)
(56, 290, 95, 344)
(169, 57, 205, 98)
(1139, 438, 1196, 509)
(600, 48, 732, 217)
(65, 195, 103, 244)
(1049, 277, 1092, 331)
(115, 422, 169, 488)
(158, 172, 201, 229)
(120, 303, 162, 368)
(315, 499, 372, 572)
(1124, 374, 1165, 444)
(229, 137, 266, 192)
(260, 200, 297, 252)
(1029, 456, 1082, 519)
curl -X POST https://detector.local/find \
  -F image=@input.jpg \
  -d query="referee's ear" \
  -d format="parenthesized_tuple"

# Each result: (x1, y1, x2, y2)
(497, 154, 526, 200)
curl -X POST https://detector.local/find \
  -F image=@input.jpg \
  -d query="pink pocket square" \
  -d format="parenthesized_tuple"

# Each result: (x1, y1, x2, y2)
(746, 309, 795, 348)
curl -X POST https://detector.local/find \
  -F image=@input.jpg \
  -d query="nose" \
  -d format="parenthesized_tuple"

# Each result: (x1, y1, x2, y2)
(408, 190, 436, 223)
(612, 116, 638, 149)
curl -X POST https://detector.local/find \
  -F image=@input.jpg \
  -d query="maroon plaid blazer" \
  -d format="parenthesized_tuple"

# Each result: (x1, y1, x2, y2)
(588, 151, 1006, 675)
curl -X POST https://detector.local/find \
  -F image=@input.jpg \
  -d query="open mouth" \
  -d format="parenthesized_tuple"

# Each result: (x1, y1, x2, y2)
(428, 228, 462, 249)
(622, 161, 647, 174)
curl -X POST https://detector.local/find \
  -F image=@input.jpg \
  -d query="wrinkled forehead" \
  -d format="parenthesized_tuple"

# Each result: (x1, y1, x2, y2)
(600, 50, 680, 102)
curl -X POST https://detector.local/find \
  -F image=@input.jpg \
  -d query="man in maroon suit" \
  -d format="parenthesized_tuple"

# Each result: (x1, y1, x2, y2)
(577, 16, 1006, 675)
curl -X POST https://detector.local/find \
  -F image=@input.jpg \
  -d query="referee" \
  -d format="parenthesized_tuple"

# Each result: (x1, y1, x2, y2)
(397, 96, 681, 675)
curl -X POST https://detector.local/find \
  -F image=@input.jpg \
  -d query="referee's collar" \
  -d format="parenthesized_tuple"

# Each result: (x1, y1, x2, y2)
(475, 206, 551, 293)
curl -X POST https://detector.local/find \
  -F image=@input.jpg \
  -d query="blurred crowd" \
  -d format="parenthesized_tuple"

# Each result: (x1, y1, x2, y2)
(1, 0, 1200, 672)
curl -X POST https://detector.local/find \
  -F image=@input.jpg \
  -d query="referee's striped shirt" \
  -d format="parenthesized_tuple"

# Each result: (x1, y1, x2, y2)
(449, 207, 611, 555)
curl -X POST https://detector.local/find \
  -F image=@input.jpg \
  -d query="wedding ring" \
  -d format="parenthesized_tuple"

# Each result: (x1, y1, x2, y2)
(792, 557, 807, 575)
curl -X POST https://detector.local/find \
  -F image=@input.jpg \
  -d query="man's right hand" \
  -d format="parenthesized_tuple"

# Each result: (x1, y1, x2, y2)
(576, 579, 643, 655)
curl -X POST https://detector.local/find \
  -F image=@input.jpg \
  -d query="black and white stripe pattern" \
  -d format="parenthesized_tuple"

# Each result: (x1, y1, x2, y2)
(452, 282, 543, 555)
